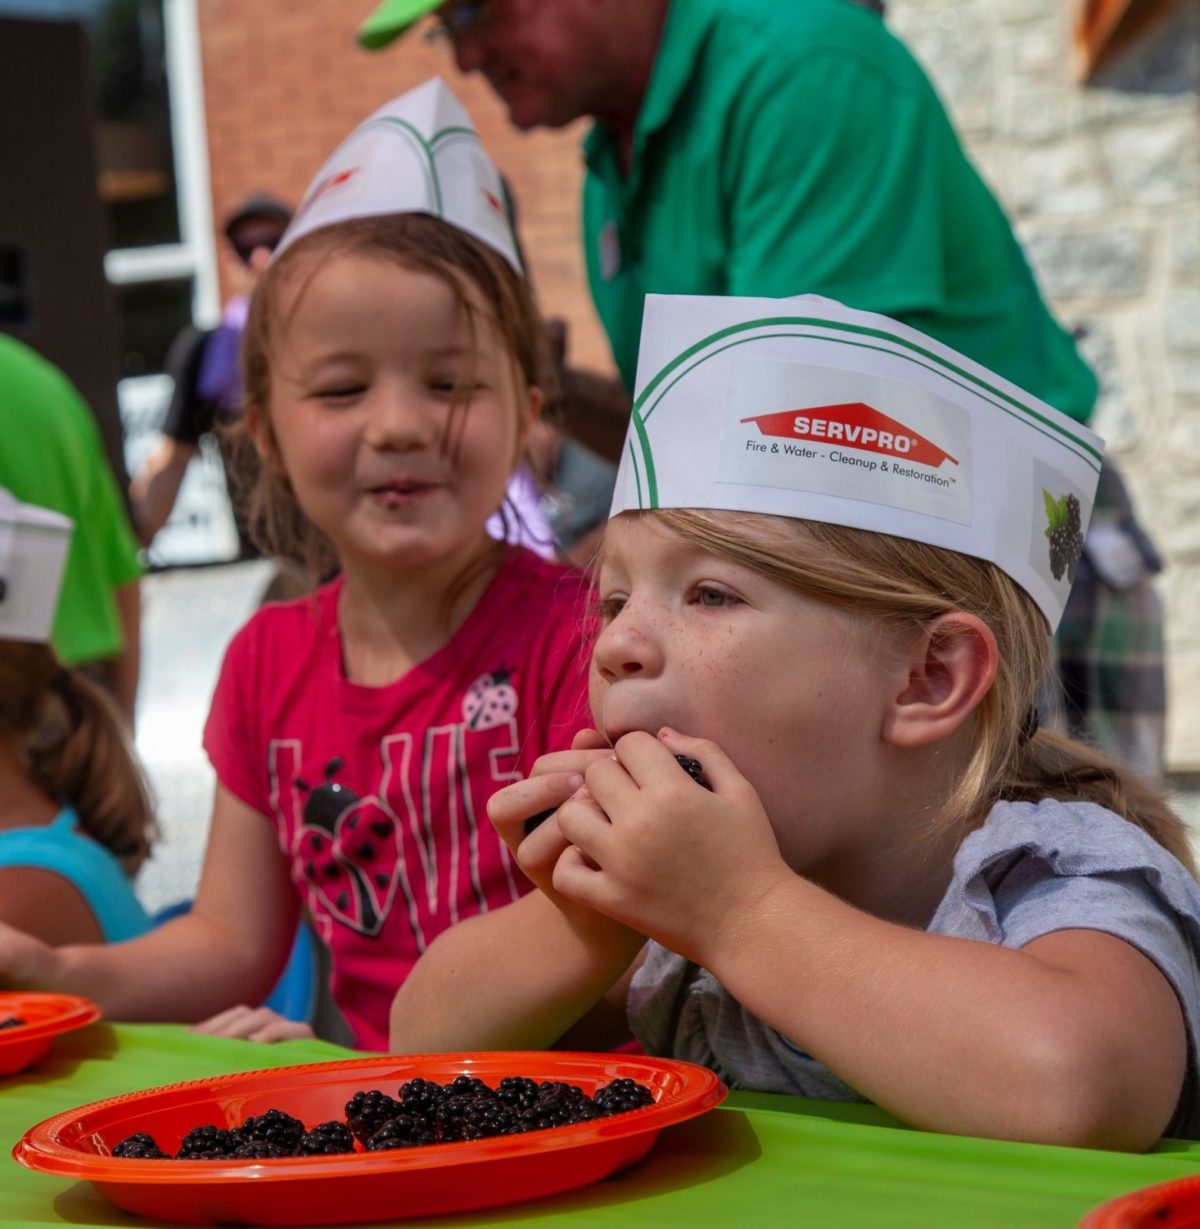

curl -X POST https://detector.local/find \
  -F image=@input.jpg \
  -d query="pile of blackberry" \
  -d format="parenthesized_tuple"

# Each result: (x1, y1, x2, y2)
(1048, 493, 1084, 583)
(0, 1016, 26, 1030)
(110, 1075, 655, 1161)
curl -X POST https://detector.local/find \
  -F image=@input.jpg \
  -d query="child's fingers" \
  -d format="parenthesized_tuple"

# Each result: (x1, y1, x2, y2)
(191, 1004, 314, 1043)
(487, 772, 583, 850)
(655, 727, 751, 795)
(189, 1004, 260, 1037)
(570, 727, 610, 751)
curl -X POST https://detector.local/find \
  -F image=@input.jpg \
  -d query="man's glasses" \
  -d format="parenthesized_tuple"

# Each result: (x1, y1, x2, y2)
(424, 0, 490, 43)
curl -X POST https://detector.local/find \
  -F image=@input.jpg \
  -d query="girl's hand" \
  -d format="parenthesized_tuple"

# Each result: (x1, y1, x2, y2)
(488, 728, 642, 954)
(553, 728, 792, 965)
(190, 1004, 316, 1044)
(0, 922, 62, 991)
(488, 728, 614, 895)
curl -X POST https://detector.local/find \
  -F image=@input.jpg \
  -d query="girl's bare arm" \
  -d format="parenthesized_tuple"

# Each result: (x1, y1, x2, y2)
(388, 888, 643, 1053)
(0, 785, 299, 1021)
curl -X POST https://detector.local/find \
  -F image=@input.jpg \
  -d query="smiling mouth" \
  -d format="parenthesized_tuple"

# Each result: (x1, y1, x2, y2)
(368, 481, 438, 499)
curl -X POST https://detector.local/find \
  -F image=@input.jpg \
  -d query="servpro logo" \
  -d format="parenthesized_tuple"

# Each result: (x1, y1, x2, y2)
(741, 402, 959, 469)
(298, 167, 361, 217)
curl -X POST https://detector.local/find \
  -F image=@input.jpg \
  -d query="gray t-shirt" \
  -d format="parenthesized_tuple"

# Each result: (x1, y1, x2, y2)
(627, 798, 1200, 1138)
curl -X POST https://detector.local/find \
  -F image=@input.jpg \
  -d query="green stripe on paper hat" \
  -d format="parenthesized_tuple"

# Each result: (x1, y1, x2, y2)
(358, 0, 440, 49)
(611, 294, 1105, 632)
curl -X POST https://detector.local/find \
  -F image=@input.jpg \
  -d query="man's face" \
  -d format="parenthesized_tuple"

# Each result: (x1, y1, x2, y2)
(439, 0, 607, 131)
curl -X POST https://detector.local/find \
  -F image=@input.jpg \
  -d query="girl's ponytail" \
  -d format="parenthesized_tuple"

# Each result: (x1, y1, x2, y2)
(1, 642, 157, 875)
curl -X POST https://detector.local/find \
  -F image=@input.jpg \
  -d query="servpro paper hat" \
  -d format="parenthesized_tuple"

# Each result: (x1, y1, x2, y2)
(275, 77, 521, 272)
(612, 295, 1105, 631)
(0, 487, 73, 644)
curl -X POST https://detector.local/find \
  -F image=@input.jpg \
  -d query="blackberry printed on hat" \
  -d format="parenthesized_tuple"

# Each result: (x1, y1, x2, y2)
(1043, 490, 1085, 583)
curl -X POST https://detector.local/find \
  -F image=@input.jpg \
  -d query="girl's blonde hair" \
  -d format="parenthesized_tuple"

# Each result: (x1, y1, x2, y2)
(639, 509, 1194, 873)
(0, 642, 157, 875)
(228, 213, 551, 580)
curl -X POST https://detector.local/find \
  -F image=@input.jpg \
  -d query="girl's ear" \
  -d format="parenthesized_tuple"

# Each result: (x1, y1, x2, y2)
(245, 403, 285, 475)
(881, 613, 998, 749)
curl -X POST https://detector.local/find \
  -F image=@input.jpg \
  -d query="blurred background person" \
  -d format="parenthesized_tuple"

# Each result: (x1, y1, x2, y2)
(0, 335, 142, 728)
(0, 486, 156, 947)
(129, 194, 293, 558)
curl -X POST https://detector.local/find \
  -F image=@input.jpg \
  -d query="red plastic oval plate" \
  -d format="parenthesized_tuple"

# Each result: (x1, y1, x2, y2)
(1079, 1176, 1200, 1228)
(0, 991, 101, 1076)
(13, 1050, 726, 1225)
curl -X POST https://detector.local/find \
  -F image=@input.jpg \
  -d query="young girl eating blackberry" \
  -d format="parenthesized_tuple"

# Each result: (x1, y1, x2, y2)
(390, 293, 1200, 1149)
(0, 81, 589, 1050)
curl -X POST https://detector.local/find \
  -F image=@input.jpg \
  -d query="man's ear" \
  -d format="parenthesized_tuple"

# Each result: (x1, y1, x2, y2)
(881, 613, 998, 749)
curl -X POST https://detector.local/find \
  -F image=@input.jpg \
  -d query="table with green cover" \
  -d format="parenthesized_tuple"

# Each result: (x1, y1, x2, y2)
(4, 1022, 1200, 1228)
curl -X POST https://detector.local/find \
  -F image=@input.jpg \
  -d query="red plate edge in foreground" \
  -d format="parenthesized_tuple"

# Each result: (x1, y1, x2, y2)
(13, 1051, 727, 1225)
(1078, 1174, 1200, 1228)
(0, 992, 102, 1077)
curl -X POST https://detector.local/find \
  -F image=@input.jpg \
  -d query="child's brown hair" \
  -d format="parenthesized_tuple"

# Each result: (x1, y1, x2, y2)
(632, 509, 1194, 874)
(0, 641, 157, 875)
(228, 212, 552, 580)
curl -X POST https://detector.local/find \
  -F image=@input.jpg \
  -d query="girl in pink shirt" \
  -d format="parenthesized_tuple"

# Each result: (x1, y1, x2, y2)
(0, 209, 591, 1050)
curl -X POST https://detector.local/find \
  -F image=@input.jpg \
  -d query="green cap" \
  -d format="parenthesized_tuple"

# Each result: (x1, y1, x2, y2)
(358, 0, 440, 49)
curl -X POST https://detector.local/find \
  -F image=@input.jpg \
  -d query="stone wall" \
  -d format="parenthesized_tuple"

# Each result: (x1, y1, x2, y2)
(887, 0, 1200, 768)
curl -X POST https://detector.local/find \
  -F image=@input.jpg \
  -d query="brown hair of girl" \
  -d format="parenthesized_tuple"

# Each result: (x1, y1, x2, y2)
(226, 212, 551, 580)
(632, 509, 1194, 874)
(0, 641, 157, 874)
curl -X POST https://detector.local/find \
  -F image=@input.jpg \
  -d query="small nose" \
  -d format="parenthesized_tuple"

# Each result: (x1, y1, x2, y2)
(364, 384, 435, 451)
(593, 606, 664, 683)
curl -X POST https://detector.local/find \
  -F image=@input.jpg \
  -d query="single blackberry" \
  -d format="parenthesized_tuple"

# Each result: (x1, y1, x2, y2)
(294, 1121, 355, 1155)
(674, 755, 713, 790)
(1048, 523, 1084, 583)
(0, 1015, 25, 1029)
(365, 1113, 436, 1151)
(112, 1132, 171, 1159)
(592, 1078, 655, 1115)
(238, 1108, 305, 1154)
(176, 1124, 241, 1160)
(445, 1074, 491, 1099)
(496, 1075, 540, 1112)
(397, 1077, 447, 1121)
(345, 1089, 402, 1142)
(523, 807, 555, 836)
(1066, 493, 1082, 532)
(230, 1139, 283, 1159)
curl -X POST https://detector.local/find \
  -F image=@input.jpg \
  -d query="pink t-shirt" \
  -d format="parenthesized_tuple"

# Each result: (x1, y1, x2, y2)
(204, 548, 592, 1049)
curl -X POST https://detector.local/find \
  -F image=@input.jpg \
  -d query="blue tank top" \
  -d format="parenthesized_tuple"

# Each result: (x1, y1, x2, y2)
(0, 809, 152, 941)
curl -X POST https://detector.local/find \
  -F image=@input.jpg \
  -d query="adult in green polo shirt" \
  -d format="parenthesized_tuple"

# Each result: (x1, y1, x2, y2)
(0, 335, 142, 723)
(360, 0, 1164, 778)
(359, 0, 1096, 424)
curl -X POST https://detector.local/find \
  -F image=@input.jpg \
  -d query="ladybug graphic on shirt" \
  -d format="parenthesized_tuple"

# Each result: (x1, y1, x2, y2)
(462, 668, 519, 730)
(296, 756, 399, 936)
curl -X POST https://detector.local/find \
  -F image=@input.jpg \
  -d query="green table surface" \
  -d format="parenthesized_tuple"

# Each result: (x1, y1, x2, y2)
(3, 1022, 1200, 1228)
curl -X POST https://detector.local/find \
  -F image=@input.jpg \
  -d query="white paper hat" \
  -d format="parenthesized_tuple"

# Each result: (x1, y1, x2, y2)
(0, 487, 73, 644)
(275, 77, 521, 272)
(612, 295, 1105, 631)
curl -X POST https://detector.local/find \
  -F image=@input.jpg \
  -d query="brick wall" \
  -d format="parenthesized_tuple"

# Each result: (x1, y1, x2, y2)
(196, 0, 613, 374)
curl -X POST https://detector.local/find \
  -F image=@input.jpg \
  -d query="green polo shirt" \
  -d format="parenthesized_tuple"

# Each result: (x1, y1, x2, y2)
(0, 335, 142, 665)
(582, 0, 1098, 422)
